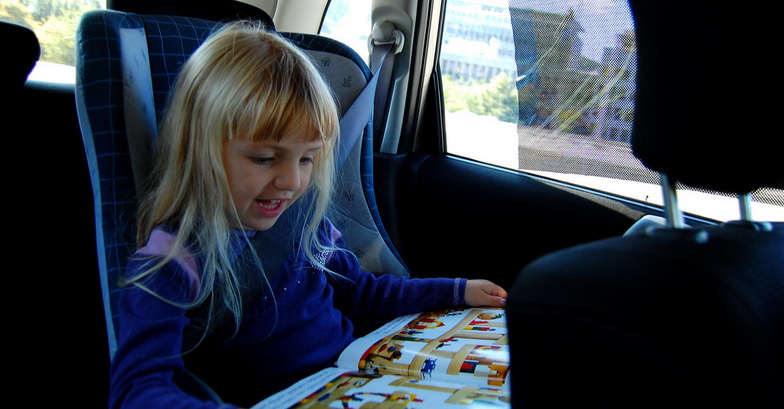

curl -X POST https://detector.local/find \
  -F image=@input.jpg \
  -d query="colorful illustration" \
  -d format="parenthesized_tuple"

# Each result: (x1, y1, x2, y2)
(253, 308, 511, 409)
(290, 371, 509, 409)
(355, 308, 510, 388)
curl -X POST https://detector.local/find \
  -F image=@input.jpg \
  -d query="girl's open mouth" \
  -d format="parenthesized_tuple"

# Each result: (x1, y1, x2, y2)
(255, 199, 286, 217)
(258, 199, 282, 210)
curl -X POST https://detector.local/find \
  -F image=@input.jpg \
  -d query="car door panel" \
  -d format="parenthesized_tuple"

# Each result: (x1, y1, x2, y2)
(377, 152, 645, 289)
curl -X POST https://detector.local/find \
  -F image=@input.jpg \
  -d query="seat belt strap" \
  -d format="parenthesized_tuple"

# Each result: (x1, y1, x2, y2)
(372, 40, 397, 144)
(336, 42, 394, 168)
(119, 27, 157, 194)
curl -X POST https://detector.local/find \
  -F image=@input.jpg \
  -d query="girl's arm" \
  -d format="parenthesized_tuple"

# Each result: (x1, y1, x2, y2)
(109, 258, 239, 409)
(324, 222, 506, 319)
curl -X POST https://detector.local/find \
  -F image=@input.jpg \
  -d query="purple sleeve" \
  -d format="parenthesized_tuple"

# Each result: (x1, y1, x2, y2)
(108, 258, 240, 409)
(323, 222, 468, 319)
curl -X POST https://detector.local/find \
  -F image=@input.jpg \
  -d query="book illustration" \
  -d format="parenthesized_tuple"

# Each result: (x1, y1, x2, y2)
(291, 370, 510, 409)
(351, 308, 510, 389)
(253, 307, 511, 409)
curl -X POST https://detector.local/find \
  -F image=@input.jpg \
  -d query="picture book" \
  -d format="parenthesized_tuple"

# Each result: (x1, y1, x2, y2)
(252, 307, 511, 409)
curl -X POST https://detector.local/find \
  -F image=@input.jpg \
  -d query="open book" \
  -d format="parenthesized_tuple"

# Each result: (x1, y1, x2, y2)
(252, 307, 511, 409)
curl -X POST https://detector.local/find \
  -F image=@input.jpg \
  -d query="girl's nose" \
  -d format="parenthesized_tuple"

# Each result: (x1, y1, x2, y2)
(273, 162, 301, 191)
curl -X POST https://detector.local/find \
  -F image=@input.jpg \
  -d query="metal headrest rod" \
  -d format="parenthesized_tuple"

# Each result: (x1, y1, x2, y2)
(730, 192, 773, 231)
(738, 192, 753, 221)
(660, 174, 685, 229)
(655, 174, 709, 242)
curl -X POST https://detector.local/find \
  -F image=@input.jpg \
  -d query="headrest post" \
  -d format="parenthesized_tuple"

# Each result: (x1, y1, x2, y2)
(660, 174, 685, 229)
(738, 193, 753, 221)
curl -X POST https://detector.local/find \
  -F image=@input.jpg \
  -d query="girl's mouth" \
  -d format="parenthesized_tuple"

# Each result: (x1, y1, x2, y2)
(258, 199, 282, 210)
(255, 199, 286, 217)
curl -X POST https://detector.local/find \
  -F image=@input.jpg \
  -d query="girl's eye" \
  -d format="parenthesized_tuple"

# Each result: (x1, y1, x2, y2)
(300, 157, 315, 165)
(251, 156, 274, 165)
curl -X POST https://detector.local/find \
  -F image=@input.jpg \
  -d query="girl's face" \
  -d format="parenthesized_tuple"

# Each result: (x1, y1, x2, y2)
(223, 128, 322, 231)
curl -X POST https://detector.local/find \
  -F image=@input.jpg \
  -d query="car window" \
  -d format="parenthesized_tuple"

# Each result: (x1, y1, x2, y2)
(439, 0, 784, 222)
(320, 0, 371, 64)
(2, 0, 106, 83)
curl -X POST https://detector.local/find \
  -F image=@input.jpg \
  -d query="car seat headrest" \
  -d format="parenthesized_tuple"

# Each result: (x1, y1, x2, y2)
(629, 1, 783, 194)
(109, 0, 275, 29)
(1, 21, 40, 87)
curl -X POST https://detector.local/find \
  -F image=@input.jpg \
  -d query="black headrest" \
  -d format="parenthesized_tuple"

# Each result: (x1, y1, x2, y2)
(1, 21, 40, 87)
(109, 0, 275, 29)
(629, 1, 783, 194)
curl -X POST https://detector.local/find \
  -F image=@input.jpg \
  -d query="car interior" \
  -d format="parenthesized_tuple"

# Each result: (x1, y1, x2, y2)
(4, 0, 782, 407)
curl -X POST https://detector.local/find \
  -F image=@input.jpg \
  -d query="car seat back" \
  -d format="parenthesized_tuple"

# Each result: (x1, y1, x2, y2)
(1, 21, 40, 89)
(506, 1, 784, 408)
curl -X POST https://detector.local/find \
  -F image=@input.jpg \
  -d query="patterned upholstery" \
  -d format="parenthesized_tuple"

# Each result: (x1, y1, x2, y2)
(75, 10, 407, 362)
(76, 11, 218, 356)
(283, 33, 408, 279)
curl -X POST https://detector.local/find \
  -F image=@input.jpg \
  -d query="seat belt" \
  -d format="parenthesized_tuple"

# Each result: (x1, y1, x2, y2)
(335, 41, 396, 168)
(371, 31, 401, 148)
(119, 26, 157, 195)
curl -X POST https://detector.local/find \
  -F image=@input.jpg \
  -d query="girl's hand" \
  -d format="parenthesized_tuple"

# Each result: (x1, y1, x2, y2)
(464, 279, 508, 307)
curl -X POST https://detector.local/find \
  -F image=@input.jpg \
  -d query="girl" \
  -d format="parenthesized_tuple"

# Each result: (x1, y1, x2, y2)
(108, 22, 507, 409)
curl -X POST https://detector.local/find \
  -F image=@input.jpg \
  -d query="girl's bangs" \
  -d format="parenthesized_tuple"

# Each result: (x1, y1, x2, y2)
(244, 90, 338, 146)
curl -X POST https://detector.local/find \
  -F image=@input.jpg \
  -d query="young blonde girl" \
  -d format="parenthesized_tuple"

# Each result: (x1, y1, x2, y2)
(109, 22, 506, 409)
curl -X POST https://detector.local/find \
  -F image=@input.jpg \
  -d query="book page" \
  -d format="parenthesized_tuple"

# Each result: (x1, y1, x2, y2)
(337, 307, 511, 389)
(255, 369, 511, 409)
(254, 308, 511, 409)
(251, 367, 349, 409)
(335, 312, 422, 368)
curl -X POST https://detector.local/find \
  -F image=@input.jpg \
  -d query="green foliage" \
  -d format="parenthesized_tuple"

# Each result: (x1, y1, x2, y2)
(1, 0, 102, 65)
(442, 73, 519, 123)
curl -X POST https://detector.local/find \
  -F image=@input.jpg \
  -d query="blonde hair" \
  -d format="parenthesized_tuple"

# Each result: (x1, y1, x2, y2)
(127, 22, 340, 332)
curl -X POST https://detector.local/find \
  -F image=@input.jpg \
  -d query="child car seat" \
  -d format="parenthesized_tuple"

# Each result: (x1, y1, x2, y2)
(75, 6, 406, 402)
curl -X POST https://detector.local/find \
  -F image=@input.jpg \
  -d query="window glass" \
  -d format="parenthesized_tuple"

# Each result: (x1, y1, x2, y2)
(2, 0, 105, 82)
(440, 0, 784, 222)
(320, 0, 371, 63)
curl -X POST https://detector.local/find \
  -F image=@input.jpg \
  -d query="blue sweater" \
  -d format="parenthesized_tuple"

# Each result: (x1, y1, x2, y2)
(109, 220, 466, 409)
